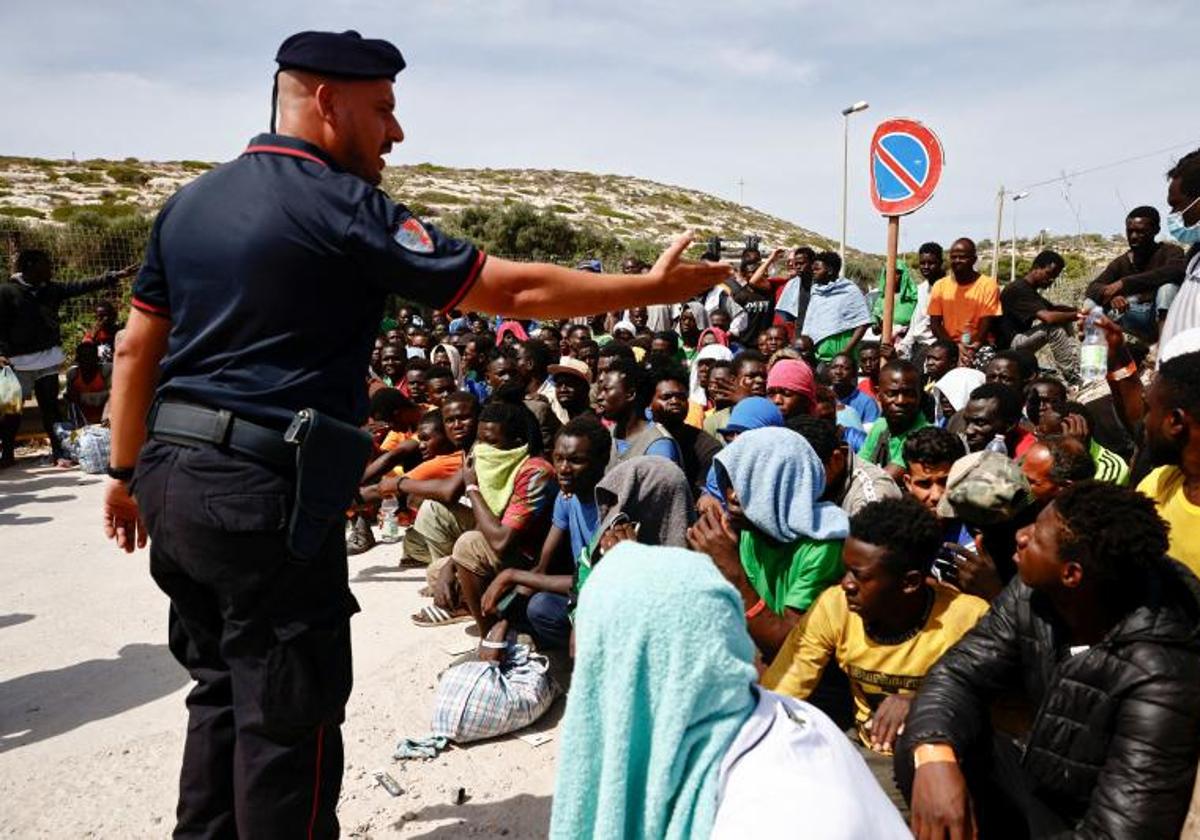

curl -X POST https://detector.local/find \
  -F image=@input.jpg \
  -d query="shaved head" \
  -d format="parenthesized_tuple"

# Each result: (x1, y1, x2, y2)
(275, 69, 404, 185)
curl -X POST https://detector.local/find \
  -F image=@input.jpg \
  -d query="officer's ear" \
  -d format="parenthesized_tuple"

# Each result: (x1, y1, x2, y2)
(313, 82, 341, 126)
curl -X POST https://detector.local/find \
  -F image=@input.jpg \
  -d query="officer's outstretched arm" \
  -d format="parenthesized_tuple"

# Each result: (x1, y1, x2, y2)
(460, 233, 733, 318)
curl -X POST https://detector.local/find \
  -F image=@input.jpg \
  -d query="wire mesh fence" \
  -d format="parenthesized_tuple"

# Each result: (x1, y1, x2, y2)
(2, 216, 150, 352)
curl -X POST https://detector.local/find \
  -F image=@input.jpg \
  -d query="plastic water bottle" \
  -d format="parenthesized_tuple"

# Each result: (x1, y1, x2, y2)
(379, 496, 400, 543)
(1080, 308, 1107, 383)
(985, 434, 1009, 457)
(960, 328, 972, 348)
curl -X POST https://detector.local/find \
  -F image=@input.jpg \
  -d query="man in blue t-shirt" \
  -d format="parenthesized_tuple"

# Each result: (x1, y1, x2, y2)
(479, 415, 611, 649)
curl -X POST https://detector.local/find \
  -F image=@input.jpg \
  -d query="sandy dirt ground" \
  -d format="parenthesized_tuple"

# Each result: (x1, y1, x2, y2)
(0, 459, 559, 838)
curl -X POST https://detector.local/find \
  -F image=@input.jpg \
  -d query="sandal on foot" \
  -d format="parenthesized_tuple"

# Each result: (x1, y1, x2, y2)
(411, 604, 472, 627)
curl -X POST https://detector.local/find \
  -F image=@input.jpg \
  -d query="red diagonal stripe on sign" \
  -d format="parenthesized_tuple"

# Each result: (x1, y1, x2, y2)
(875, 141, 923, 195)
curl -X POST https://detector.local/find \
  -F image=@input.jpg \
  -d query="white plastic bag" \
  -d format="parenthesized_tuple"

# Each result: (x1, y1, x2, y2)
(76, 426, 112, 474)
(0, 367, 22, 416)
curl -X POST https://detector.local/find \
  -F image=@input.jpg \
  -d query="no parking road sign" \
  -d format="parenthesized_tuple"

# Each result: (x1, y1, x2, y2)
(870, 118, 944, 216)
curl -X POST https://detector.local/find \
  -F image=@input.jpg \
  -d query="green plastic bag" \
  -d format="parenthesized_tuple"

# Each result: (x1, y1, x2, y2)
(873, 260, 920, 328)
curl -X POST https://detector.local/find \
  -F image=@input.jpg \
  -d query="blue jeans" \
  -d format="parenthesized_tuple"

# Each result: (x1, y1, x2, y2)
(521, 592, 572, 650)
(1097, 283, 1180, 341)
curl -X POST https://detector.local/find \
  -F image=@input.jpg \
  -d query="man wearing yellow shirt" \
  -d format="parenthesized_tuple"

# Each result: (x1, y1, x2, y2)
(762, 496, 988, 754)
(1137, 350, 1200, 575)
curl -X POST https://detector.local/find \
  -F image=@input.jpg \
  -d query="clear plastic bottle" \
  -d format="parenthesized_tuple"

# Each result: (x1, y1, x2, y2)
(379, 496, 400, 543)
(1080, 308, 1107, 383)
(985, 434, 1009, 456)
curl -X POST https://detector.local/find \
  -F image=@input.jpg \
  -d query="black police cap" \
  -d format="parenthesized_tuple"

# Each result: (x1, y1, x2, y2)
(275, 30, 406, 80)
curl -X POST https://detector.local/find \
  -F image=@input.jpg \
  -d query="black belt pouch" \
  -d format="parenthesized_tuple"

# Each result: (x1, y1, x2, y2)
(284, 408, 374, 560)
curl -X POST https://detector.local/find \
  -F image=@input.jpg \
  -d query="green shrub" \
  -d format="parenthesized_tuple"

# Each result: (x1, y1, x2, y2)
(106, 164, 151, 186)
(414, 190, 466, 205)
(547, 203, 577, 213)
(51, 202, 140, 222)
(0, 206, 45, 219)
(62, 171, 105, 185)
(179, 160, 213, 170)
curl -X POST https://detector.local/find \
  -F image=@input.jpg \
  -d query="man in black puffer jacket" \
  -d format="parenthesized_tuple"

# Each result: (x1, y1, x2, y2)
(896, 481, 1200, 839)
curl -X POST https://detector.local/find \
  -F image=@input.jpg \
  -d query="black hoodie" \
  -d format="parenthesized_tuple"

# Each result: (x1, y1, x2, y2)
(905, 558, 1200, 838)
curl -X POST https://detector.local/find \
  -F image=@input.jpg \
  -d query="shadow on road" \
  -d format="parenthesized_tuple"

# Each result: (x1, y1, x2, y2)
(351, 564, 427, 584)
(397, 793, 552, 839)
(0, 613, 34, 630)
(0, 642, 188, 753)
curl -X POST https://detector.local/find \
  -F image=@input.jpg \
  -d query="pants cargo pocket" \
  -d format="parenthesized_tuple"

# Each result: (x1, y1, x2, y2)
(262, 592, 359, 731)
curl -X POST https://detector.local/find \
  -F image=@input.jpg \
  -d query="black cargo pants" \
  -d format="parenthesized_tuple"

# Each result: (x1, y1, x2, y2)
(133, 439, 359, 839)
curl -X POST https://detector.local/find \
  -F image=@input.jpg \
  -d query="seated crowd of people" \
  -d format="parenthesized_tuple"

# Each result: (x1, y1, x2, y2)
(352, 164, 1200, 836)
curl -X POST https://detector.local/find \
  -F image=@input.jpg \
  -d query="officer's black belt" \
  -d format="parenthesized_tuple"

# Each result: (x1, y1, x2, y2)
(149, 401, 294, 471)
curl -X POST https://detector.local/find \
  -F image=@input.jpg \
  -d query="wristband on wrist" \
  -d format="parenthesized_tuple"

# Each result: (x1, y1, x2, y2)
(745, 598, 767, 619)
(465, 483, 481, 495)
(1106, 361, 1137, 382)
(913, 743, 957, 769)
(107, 465, 135, 482)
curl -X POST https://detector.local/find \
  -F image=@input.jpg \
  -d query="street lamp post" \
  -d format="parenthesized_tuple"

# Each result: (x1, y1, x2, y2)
(1010, 191, 1029, 284)
(840, 100, 869, 267)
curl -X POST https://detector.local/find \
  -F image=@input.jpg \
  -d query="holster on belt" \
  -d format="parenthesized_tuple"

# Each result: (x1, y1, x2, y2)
(284, 408, 373, 560)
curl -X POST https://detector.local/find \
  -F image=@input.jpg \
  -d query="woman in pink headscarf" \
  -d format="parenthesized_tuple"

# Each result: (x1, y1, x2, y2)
(496, 321, 530, 347)
(697, 326, 730, 350)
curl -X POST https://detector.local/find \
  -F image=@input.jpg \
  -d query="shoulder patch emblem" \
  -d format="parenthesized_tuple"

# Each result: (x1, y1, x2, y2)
(394, 216, 434, 254)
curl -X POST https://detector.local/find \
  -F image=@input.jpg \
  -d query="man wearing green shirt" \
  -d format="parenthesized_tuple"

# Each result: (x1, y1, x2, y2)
(862, 360, 930, 479)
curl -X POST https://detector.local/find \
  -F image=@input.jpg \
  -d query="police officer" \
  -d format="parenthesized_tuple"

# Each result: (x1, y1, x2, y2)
(103, 29, 728, 838)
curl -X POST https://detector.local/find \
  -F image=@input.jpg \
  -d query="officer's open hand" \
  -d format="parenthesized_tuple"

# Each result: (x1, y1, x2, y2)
(648, 232, 734, 300)
(103, 479, 147, 552)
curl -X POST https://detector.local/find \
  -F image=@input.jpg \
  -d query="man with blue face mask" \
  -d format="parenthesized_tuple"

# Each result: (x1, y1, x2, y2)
(1160, 149, 1200, 353)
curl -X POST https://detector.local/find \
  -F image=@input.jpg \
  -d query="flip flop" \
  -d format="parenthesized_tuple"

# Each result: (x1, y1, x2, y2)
(411, 604, 472, 627)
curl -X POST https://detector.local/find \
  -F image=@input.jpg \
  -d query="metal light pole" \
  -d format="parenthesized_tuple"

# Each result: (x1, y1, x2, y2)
(840, 100, 869, 267)
(1010, 191, 1029, 284)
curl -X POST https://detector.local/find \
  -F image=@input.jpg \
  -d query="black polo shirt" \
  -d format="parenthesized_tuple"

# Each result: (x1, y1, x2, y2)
(132, 134, 484, 428)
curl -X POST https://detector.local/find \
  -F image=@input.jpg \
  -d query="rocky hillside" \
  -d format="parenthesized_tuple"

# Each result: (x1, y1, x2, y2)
(0, 154, 1131, 291)
(0, 154, 853, 257)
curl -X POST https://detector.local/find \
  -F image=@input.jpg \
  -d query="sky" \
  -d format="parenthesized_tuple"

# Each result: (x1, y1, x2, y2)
(3, 0, 1197, 255)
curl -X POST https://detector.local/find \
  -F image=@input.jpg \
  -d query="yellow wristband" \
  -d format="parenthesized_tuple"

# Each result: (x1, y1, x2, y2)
(913, 743, 957, 769)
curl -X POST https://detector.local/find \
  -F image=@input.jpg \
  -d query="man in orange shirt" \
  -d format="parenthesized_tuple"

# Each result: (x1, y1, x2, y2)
(927, 238, 1002, 365)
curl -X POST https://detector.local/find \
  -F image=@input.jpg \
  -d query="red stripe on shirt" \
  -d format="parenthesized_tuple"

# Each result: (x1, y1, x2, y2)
(131, 296, 170, 318)
(243, 145, 328, 167)
(440, 250, 487, 315)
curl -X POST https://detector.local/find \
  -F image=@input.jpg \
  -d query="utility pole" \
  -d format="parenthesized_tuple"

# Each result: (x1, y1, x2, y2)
(991, 185, 1005, 279)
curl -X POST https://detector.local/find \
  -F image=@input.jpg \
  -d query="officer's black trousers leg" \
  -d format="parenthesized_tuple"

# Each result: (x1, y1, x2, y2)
(32, 373, 63, 460)
(135, 441, 357, 840)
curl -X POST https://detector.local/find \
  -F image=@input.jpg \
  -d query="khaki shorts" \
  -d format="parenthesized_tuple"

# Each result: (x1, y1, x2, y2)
(451, 530, 537, 580)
